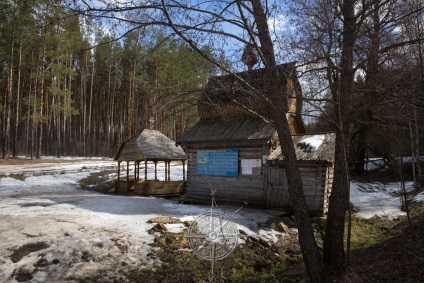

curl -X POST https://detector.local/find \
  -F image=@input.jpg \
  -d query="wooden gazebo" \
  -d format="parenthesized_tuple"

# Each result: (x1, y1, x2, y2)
(114, 129, 187, 195)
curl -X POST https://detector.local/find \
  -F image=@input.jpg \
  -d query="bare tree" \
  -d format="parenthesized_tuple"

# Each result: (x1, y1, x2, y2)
(161, 1, 324, 280)
(281, 0, 424, 275)
(66, 0, 424, 280)
(72, 0, 327, 280)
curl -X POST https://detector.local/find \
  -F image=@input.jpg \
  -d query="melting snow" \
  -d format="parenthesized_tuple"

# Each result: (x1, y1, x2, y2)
(350, 181, 415, 219)
(0, 158, 284, 282)
(298, 135, 325, 152)
(0, 156, 423, 282)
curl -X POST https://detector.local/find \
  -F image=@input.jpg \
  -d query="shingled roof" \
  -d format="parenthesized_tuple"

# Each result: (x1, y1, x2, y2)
(114, 129, 186, 161)
(268, 133, 336, 162)
(176, 118, 277, 145)
(198, 62, 302, 120)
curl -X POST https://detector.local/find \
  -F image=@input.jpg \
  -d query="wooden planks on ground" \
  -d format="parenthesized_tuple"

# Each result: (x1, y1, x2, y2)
(133, 180, 186, 196)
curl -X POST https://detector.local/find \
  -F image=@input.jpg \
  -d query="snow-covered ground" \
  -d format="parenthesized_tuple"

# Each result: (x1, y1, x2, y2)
(351, 181, 424, 219)
(0, 158, 282, 282)
(0, 157, 423, 282)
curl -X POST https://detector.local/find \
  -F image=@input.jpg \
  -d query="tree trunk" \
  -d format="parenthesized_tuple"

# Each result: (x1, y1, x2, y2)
(82, 50, 88, 155)
(26, 70, 34, 156)
(250, 1, 324, 281)
(355, 0, 382, 175)
(13, 34, 23, 157)
(107, 63, 112, 156)
(3, 29, 14, 159)
(409, 116, 419, 191)
(415, 20, 424, 190)
(30, 65, 38, 158)
(88, 59, 94, 156)
(323, 0, 357, 277)
(37, 26, 47, 159)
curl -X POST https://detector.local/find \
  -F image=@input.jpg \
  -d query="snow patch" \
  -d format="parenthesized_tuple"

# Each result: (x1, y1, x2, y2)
(298, 135, 325, 152)
(350, 181, 415, 219)
(164, 223, 186, 233)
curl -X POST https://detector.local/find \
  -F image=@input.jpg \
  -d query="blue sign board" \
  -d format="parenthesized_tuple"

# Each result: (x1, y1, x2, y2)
(197, 149, 239, 176)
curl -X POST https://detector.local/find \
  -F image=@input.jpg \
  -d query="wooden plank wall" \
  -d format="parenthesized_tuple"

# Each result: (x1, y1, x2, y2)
(134, 180, 186, 196)
(265, 163, 330, 214)
(116, 179, 186, 196)
(115, 180, 135, 194)
(323, 165, 334, 213)
(301, 165, 327, 214)
(185, 146, 266, 206)
(184, 144, 332, 213)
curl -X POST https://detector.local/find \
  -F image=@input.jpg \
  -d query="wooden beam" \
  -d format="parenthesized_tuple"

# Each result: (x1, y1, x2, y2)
(117, 161, 121, 182)
(154, 160, 158, 181)
(145, 160, 148, 180)
(164, 161, 168, 181)
(126, 161, 129, 191)
(134, 160, 140, 181)
(182, 160, 186, 181)
(168, 161, 171, 181)
(136, 161, 140, 181)
(134, 160, 137, 181)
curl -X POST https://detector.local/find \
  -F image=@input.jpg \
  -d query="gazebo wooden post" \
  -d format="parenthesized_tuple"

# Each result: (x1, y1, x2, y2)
(164, 161, 168, 181)
(144, 160, 148, 180)
(117, 161, 121, 182)
(136, 161, 140, 181)
(182, 160, 186, 181)
(154, 160, 158, 181)
(134, 160, 137, 181)
(126, 161, 129, 190)
(135, 161, 137, 181)
(167, 161, 171, 181)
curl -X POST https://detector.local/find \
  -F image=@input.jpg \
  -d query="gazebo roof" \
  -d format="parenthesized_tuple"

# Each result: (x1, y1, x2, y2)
(114, 129, 186, 162)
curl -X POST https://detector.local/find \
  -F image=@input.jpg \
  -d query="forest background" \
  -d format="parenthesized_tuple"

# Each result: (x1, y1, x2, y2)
(0, 0, 423, 168)
(0, 0, 215, 159)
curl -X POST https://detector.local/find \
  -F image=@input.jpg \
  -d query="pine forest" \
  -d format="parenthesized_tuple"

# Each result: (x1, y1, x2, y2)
(0, 1, 215, 158)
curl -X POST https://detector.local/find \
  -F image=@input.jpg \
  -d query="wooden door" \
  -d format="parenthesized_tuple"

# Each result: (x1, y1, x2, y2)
(266, 164, 327, 212)
(265, 166, 291, 208)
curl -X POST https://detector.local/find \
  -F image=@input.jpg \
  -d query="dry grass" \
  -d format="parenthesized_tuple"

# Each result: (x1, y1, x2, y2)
(347, 202, 424, 282)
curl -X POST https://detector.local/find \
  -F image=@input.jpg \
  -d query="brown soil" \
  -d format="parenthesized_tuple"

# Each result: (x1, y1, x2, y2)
(78, 169, 117, 194)
(9, 242, 50, 263)
(124, 228, 306, 283)
(347, 203, 424, 283)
